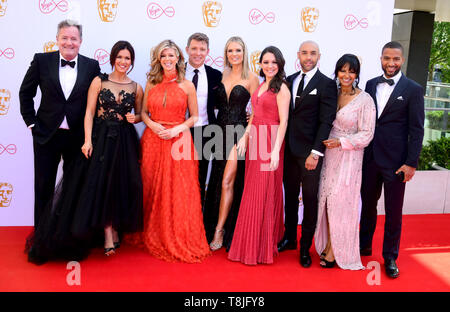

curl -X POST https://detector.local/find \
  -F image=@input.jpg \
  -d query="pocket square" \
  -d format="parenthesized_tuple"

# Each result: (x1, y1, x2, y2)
(397, 96, 404, 100)
(309, 89, 317, 95)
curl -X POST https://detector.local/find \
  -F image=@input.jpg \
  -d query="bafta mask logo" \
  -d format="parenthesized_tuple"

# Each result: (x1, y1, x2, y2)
(43, 41, 58, 53)
(0, 0, 7, 17)
(98, 0, 118, 22)
(202, 1, 222, 28)
(250, 50, 261, 74)
(301, 7, 319, 33)
(0, 182, 13, 208)
(0, 89, 11, 116)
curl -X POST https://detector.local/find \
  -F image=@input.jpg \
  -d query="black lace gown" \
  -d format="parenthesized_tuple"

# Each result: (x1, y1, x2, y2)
(27, 74, 143, 264)
(203, 83, 250, 251)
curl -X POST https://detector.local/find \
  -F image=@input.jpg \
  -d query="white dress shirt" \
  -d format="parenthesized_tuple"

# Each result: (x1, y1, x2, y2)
(376, 71, 402, 118)
(291, 66, 323, 157)
(58, 55, 79, 129)
(186, 63, 209, 127)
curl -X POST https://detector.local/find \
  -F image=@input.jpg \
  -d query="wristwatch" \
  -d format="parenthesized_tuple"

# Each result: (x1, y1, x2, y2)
(311, 153, 319, 160)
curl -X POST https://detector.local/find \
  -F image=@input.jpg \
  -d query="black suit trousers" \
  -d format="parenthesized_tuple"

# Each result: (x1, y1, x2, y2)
(190, 125, 211, 207)
(360, 159, 406, 261)
(33, 129, 81, 227)
(283, 146, 322, 251)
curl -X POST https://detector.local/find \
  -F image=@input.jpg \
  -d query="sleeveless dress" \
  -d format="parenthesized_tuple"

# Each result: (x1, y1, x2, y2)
(228, 84, 285, 265)
(203, 82, 250, 251)
(125, 72, 211, 263)
(314, 91, 376, 270)
(27, 73, 143, 264)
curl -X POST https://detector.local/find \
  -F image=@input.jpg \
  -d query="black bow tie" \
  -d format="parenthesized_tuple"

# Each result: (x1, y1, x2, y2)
(377, 76, 394, 86)
(61, 59, 76, 68)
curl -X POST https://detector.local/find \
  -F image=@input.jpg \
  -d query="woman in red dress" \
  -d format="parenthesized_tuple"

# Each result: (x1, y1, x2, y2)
(228, 46, 290, 265)
(126, 40, 210, 263)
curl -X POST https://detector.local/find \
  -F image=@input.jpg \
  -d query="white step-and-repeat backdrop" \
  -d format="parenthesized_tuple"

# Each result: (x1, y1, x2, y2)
(0, 0, 394, 226)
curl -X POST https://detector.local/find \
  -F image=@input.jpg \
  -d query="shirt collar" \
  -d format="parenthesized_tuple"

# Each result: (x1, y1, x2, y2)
(186, 63, 205, 75)
(301, 66, 318, 79)
(383, 71, 402, 85)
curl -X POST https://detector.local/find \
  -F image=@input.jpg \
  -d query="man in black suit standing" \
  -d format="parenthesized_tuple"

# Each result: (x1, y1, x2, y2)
(185, 32, 222, 206)
(360, 41, 424, 278)
(278, 41, 337, 267)
(19, 20, 100, 227)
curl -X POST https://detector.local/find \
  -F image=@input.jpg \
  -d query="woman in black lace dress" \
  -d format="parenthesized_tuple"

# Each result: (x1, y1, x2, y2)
(203, 36, 259, 251)
(27, 41, 143, 263)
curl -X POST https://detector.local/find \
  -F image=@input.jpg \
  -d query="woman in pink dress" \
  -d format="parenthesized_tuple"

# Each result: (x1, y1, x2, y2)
(314, 54, 376, 269)
(228, 46, 290, 265)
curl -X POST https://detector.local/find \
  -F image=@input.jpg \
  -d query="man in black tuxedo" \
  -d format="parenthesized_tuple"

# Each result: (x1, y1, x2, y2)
(360, 41, 424, 278)
(185, 33, 222, 206)
(19, 20, 100, 227)
(278, 41, 337, 267)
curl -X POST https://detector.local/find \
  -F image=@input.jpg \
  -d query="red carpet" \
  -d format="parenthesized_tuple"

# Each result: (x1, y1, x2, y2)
(1, 214, 449, 292)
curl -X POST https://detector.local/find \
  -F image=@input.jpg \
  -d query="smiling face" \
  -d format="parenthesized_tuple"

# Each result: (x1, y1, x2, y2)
(56, 26, 82, 61)
(297, 41, 320, 73)
(160, 48, 179, 73)
(113, 48, 131, 74)
(226, 41, 244, 67)
(261, 52, 278, 80)
(381, 47, 404, 78)
(337, 63, 357, 88)
(186, 39, 209, 69)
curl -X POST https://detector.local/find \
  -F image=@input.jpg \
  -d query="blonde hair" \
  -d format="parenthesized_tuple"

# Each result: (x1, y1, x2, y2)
(147, 40, 185, 85)
(224, 36, 250, 80)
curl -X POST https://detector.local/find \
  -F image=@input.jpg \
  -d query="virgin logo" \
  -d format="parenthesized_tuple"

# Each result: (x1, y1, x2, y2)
(249, 9, 275, 25)
(39, 0, 69, 14)
(344, 14, 368, 30)
(147, 2, 175, 19)
(94, 49, 110, 65)
(0, 144, 17, 155)
(205, 55, 223, 68)
(0, 48, 14, 59)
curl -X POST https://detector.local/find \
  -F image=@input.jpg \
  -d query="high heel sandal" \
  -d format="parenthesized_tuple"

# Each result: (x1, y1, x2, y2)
(320, 258, 336, 268)
(209, 229, 225, 251)
(104, 247, 116, 256)
(114, 241, 120, 249)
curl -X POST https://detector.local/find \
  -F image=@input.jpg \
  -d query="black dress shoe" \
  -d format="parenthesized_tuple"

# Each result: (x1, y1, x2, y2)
(360, 247, 372, 256)
(299, 251, 312, 268)
(384, 259, 400, 278)
(277, 238, 297, 252)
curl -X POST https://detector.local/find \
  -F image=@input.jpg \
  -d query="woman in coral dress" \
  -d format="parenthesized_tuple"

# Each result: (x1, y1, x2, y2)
(228, 46, 290, 265)
(314, 54, 376, 270)
(126, 40, 210, 263)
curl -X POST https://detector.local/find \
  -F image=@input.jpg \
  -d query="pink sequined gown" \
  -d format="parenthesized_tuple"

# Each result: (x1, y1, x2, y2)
(314, 91, 376, 270)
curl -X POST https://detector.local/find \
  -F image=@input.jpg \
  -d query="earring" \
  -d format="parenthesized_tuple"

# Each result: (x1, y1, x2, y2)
(335, 78, 341, 89)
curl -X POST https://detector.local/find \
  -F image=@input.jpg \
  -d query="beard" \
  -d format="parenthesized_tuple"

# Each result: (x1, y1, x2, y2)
(382, 66, 401, 78)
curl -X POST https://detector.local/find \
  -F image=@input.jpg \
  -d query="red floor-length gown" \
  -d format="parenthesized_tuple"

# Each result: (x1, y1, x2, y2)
(228, 84, 284, 265)
(126, 72, 211, 263)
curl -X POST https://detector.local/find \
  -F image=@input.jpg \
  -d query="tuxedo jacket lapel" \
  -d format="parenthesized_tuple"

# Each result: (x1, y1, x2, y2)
(50, 51, 65, 100)
(378, 75, 407, 120)
(369, 77, 379, 118)
(288, 72, 300, 112)
(68, 54, 86, 102)
(293, 70, 320, 113)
